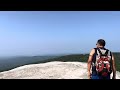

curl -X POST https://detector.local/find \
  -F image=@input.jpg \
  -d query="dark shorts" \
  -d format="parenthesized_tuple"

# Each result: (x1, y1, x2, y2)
(91, 74, 110, 79)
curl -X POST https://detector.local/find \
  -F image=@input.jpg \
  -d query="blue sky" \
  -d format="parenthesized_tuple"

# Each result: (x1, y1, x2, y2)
(0, 11, 120, 56)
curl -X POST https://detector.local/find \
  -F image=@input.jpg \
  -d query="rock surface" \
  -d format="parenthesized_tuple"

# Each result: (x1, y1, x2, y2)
(0, 61, 119, 79)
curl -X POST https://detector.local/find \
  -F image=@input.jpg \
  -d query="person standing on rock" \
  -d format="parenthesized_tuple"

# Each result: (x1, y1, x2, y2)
(87, 39, 116, 79)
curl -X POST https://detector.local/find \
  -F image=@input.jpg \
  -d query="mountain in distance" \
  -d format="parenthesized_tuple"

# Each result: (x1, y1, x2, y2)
(0, 55, 59, 72)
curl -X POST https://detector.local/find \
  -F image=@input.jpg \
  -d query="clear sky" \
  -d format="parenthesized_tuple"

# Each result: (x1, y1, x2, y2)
(0, 11, 120, 56)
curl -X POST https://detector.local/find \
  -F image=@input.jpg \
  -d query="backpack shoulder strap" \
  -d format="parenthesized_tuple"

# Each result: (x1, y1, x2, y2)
(97, 48, 103, 56)
(92, 48, 97, 64)
(109, 50, 112, 60)
(104, 49, 109, 56)
(94, 48, 97, 53)
(97, 48, 109, 56)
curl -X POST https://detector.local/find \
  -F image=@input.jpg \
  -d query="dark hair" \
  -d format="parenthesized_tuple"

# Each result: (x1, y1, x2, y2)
(97, 39, 106, 46)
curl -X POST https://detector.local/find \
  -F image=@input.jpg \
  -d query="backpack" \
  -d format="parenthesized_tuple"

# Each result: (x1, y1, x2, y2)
(94, 48, 112, 77)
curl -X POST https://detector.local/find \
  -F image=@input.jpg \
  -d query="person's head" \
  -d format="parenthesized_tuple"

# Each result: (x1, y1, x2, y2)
(96, 39, 106, 48)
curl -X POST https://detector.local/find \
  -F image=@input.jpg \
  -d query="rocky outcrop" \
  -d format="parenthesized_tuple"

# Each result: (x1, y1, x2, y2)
(0, 61, 119, 79)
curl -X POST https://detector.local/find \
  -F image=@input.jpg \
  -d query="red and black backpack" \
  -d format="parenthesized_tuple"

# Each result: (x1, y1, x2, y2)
(92, 48, 112, 77)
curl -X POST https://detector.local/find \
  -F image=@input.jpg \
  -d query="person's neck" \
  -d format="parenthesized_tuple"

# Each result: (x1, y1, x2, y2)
(98, 46, 104, 48)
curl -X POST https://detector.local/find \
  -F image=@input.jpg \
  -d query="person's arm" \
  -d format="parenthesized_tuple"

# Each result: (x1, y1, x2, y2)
(111, 53, 116, 79)
(87, 49, 95, 79)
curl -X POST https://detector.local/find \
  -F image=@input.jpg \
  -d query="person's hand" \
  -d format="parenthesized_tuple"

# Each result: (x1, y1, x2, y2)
(88, 71, 91, 79)
(112, 76, 116, 79)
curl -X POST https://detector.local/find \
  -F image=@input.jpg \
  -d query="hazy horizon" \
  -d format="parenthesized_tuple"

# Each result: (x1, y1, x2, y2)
(0, 52, 89, 57)
(0, 11, 120, 57)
